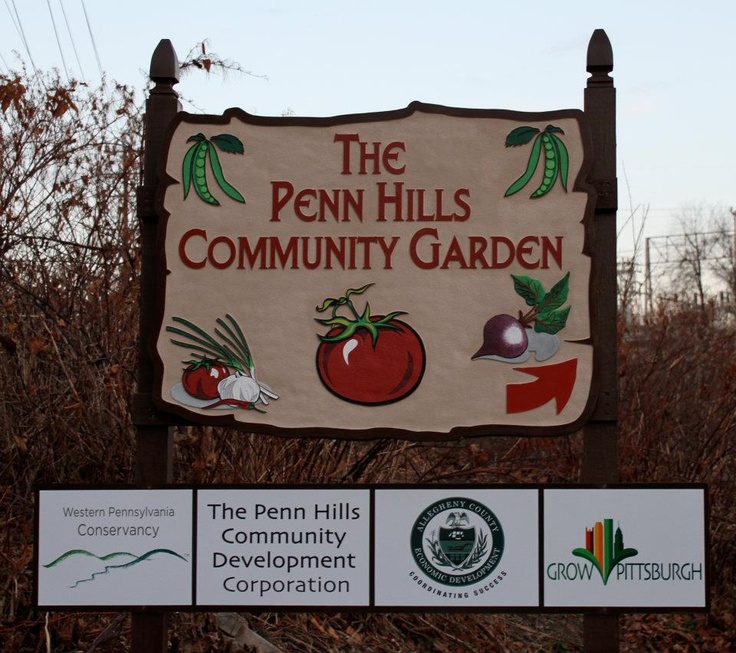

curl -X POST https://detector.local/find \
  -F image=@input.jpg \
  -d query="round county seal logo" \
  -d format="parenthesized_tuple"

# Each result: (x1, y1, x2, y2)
(410, 497, 504, 587)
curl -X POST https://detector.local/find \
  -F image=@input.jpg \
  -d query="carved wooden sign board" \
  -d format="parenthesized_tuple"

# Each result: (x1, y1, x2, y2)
(152, 103, 597, 438)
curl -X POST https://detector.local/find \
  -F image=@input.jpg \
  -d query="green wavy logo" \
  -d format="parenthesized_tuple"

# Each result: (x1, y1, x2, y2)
(44, 548, 187, 588)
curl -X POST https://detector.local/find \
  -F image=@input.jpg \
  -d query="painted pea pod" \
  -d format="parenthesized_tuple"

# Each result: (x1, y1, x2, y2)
(530, 133, 561, 198)
(208, 144, 246, 203)
(191, 141, 220, 205)
(504, 133, 543, 198)
(551, 132, 570, 191)
(181, 138, 199, 199)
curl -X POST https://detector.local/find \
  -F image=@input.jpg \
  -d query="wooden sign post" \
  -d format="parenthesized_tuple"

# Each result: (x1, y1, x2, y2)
(132, 39, 180, 653)
(582, 30, 619, 653)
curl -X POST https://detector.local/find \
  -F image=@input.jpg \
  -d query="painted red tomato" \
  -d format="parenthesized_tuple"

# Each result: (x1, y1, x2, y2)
(182, 360, 230, 400)
(316, 318, 426, 405)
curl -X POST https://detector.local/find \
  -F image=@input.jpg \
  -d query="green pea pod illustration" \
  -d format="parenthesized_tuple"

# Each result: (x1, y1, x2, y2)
(208, 143, 245, 203)
(191, 140, 219, 205)
(504, 132, 542, 197)
(550, 132, 569, 191)
(503, 124, 570, 199)
(530, 132, 559, 198)
(181, 136, 200, 199)
(181, 133, 246, 205)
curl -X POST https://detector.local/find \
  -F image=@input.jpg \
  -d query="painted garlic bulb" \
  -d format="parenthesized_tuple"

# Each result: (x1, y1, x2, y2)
(217, 373, 262, 403)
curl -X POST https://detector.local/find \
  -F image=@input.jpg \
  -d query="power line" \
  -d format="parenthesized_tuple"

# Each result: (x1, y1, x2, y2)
(80, 0, 102, 77)
(46, 0, 71, 83)
(58, 0, 86, 80)
(5, 0, 38, 73)
(0, 51, 11, 75)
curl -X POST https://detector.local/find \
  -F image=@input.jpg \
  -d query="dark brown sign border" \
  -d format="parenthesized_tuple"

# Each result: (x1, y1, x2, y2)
(149, 102, 599, 440)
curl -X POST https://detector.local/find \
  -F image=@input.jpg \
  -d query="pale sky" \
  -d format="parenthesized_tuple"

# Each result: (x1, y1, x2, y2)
(2, 0, 735, 258)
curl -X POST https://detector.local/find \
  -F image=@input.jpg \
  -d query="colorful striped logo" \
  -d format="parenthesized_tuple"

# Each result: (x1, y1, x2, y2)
(572, 519, 638, 585)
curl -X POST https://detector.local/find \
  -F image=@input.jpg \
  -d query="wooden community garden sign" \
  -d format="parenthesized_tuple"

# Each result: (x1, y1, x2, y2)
(151, 94, 598, 438)
(33, 29, 715, 653)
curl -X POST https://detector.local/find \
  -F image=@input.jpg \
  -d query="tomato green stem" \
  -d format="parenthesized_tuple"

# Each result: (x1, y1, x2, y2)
(315, 284, 406, 345)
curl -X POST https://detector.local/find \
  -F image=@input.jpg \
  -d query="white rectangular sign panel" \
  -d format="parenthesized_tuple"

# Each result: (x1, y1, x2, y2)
(37, 489, 193, 607)
(543, 488, 707, 608)
(36, 486, 707, 611)
(196, 488, 371, 607)
(374, 488, 539, 607)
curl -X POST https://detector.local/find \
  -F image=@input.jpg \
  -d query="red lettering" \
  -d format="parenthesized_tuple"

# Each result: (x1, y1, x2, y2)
(359, 140, 381, 174)
(542, 236, 563, 268)
(208, 236, 236, 269)
(238, 237, 268, 269)
(377, 236, 400, 269)
(468, 236, 490, 268)
(517, 236, 540, 269)
(383, 141, 406, 174)
(302, 237, 322, 270)
(334, 133, 360, 174)
(271, 181, 293, 221)
(491, 236, 515, 268)
(434, 189, 454, 222)
(294, 189, 317, 221)
(358, 236, 378, 269)
(377, 182, 402, 221)
(179, 228, 207, 269)
(417, 189, 434, 221)
(334, 133, 406, 175)
(440, 236, 470, 269)
(271, 183, 364, 222)
(377, 184, 471, 221)
(270, 237, 299, 269)
(325, 237, 346, 269)
(409, 227, 439, 270)
(454, 189, 471, 221)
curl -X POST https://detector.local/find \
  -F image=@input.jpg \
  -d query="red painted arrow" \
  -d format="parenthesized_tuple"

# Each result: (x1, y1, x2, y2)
(506, 358, 578, 415)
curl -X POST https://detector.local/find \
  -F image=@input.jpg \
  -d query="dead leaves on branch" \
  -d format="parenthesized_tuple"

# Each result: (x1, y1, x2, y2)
(46, 85, 79, 118)
(179, 40, 266, 81)
(0, 76, 26, 114)
(0, 75, 78, 120)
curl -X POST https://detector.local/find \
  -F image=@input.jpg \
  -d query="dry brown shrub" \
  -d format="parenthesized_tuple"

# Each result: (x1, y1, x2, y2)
(618, 304, 736, 652)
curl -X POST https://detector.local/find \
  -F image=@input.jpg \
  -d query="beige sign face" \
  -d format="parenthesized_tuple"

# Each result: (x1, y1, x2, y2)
(153, 103, 595, 437)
